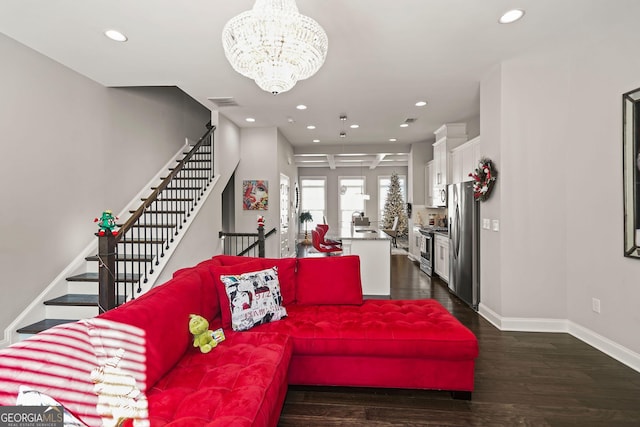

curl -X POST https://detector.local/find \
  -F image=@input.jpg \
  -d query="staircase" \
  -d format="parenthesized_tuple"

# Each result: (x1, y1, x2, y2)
(16, 123, 216, 339)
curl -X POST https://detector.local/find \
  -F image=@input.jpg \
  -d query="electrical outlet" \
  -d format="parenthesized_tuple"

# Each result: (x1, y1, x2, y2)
(592, 298, 601, 314)
(492, 219, 500, 232)
(482, 218, 490, 230)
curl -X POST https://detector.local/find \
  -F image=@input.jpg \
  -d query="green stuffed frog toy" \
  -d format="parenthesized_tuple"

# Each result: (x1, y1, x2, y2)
(189, 314, 217, 353)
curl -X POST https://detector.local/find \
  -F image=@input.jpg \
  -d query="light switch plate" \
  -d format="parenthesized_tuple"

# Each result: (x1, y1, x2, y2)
(482, 218, 490, 230)
(492, 219, 500, 231)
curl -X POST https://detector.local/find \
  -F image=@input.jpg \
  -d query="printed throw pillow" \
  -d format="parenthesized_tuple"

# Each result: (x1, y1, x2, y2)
(220, 267, 287, 332)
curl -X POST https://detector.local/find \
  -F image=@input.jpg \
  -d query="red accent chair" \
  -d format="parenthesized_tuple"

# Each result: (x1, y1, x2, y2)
(312, 229, 342, 255)
(316, 224, 342, 246)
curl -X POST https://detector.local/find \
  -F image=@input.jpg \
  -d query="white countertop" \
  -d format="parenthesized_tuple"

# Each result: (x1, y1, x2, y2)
(337, 225, 393, 241)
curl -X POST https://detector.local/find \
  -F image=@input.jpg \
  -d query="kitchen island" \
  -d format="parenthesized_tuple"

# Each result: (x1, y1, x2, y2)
(338, 225, 392, 297)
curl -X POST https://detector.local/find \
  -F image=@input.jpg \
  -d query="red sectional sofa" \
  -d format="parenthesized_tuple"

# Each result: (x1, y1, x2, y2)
(0, 254, 478, 427)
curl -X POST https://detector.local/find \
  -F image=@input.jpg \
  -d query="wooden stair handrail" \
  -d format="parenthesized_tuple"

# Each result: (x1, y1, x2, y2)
(116, 123, 216, 243)
(98, 122, 216, 312)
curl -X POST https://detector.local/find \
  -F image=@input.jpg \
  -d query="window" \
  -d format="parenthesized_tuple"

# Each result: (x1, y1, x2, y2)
(300, 177, 326, 229)
(339, 176, 366, 227)
(378, 175, 406, 223)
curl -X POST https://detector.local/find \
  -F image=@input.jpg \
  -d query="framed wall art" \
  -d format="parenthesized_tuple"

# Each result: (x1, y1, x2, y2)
(243, 180, 268, 210)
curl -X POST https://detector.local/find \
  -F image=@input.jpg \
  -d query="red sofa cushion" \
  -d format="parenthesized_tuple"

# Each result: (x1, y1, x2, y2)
(172, 257, 223, 279)
(250, 299, 478, 360)
(98, 270, 206, 390)
(295, 256, 363, 305)
(146, 331, 292, 427)
(214, 255, 297, 306)
(173, 257, 225, 323)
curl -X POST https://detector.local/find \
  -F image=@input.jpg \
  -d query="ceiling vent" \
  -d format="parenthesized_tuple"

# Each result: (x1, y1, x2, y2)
(207, 97, 240, 108)
(404, 118, 417, 123)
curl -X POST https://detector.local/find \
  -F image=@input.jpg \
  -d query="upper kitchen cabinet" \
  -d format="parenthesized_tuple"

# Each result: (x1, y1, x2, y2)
(431, 124, 468, 206)
(425, 160, 434, 207)
(450, 136, 481, 184)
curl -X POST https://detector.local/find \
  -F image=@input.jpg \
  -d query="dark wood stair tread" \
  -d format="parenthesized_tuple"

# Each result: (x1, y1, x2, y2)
(44, 294, 126, 307)
(17, 319, 76, 335)
(44, 294, 126, 306)
(169, 167, 210, 171)
(66, 272, 141, 283)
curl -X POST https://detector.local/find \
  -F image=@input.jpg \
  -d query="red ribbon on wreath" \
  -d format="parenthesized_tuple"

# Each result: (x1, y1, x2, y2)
(468, 158, 498, 202)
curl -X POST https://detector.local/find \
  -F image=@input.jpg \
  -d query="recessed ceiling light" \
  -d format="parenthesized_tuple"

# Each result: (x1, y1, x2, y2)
(296, 104, 307, 110)
(499, 9, 525, 24)
(415, 101, 427, 107)
(245, 117, 256, 122)
(400, 123, 409, 128)
(313, 139, 320, 143)
(389, 138, 397, 142)
(339, 132, 346, 138)
(104, 29, 128, 42)
(350, 124, 359, 129)
(306, 125, 316, 130)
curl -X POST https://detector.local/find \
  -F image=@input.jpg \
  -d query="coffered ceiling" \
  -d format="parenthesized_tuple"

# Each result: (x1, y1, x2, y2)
(0, 0, 622, 169)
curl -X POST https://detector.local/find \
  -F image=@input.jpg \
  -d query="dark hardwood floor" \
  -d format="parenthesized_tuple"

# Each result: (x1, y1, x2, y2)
(278, 253, 640, 426)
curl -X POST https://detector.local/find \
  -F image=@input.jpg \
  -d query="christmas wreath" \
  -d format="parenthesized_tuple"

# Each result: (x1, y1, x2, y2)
(469, 158, 498, 202)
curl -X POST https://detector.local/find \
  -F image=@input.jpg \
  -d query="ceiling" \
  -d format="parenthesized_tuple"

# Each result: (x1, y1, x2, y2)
(0, 0, 616, 169)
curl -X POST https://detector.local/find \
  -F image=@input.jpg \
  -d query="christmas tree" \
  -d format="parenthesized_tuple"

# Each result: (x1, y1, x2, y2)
(382, 172, 407, 236)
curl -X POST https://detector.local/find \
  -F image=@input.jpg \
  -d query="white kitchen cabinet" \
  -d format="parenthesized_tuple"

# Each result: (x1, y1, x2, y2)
(434, 233, 449, 283)
(432, 140, 447, 206)
(425, 161, 435, 207)
(450, 136, 481, 184)
(431, 124, 468, 206)
(450, 149, 463, 185)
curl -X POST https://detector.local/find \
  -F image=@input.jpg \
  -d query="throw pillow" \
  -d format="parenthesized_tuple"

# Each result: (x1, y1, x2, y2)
(213, 255, 296, 305)
(296, 255, 363, 305)
(209, 260, 265, 328)
(220, 267, 287, 331)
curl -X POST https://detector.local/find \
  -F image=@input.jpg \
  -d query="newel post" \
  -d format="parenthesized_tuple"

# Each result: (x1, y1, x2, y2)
(97, 232, 117, 313)
(257, 215, 265, 258)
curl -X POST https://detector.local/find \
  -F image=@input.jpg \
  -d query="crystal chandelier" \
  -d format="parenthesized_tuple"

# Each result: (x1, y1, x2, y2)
(222, 0, 328, 95)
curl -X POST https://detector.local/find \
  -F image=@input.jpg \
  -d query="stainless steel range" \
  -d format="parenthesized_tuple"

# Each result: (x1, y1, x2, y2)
(418, 229, 433, 275)
(419, 227, 448, 276)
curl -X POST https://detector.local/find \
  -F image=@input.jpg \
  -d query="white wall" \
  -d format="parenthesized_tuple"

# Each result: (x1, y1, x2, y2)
(233, 127, 297, 258)
(479, 4, 640, 358)
(235, 127, 280, 257)
(408, 141, 431, 206)
(500, 46, 570, 320)
(479, 64, 503, 316)
(0, 34, 210, 334)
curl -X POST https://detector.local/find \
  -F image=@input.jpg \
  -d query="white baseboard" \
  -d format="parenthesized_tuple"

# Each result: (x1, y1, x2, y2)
(477, 303, 640, 373)
(568, 321, 640, 373)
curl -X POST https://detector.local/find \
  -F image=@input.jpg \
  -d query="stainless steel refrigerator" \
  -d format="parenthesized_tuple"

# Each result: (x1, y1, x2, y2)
(447, 181, 480, 310)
